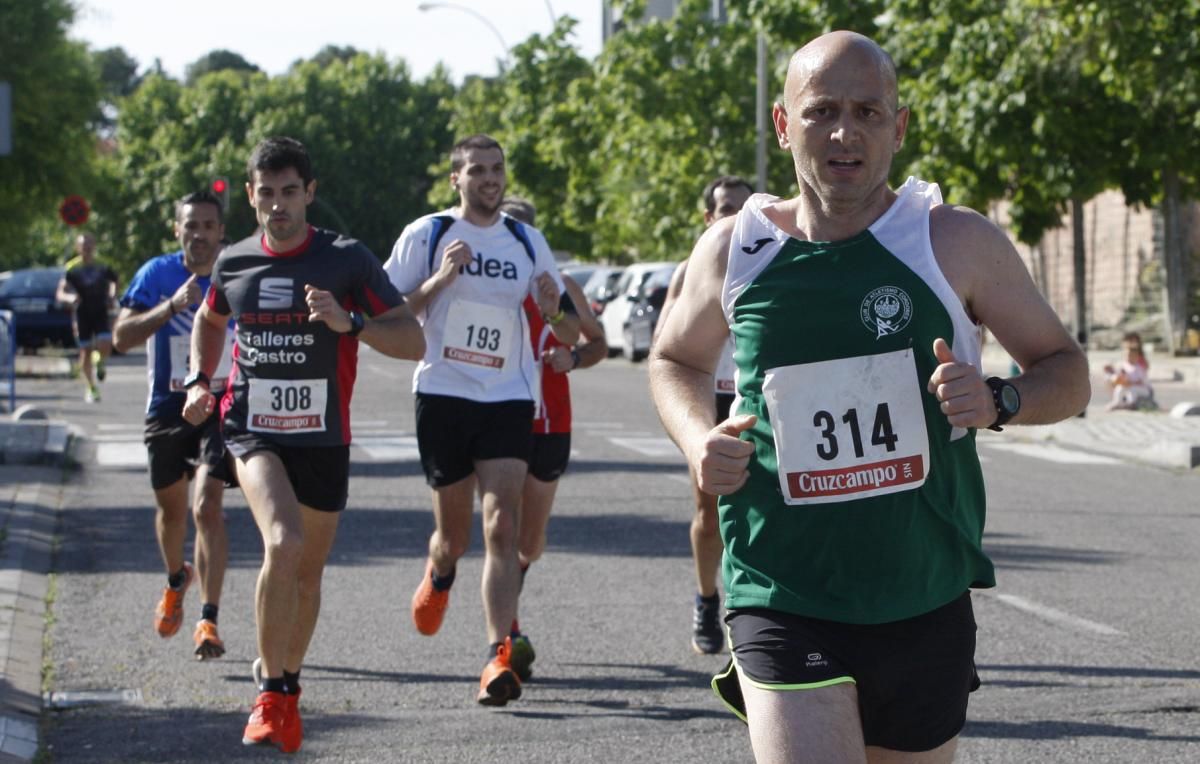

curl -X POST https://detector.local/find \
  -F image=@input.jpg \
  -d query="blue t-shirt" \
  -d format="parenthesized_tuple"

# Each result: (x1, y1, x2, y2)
(120, 251, 234, 419)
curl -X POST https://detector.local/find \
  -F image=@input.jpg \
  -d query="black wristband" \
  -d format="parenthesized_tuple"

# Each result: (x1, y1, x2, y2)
(570, 349, 581, 370)
(346, 311, 365, 337)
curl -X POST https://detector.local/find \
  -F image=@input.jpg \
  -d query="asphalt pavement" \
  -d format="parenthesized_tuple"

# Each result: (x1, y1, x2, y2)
(0, 345, 1198, 761)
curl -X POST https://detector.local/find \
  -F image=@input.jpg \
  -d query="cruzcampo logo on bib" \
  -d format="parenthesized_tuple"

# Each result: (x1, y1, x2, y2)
(860, 286, 912, 339)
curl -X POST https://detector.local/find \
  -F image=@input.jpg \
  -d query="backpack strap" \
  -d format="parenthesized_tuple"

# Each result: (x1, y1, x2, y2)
(426, 215, 457, 273)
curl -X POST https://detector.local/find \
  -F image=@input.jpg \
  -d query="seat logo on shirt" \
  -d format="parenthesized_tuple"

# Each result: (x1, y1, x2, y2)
(860, 286, 912, 339)
(259, 277, 294, 309)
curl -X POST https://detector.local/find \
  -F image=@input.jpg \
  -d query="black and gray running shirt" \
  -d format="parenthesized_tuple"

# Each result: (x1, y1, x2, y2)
(207, 226, 404, 446)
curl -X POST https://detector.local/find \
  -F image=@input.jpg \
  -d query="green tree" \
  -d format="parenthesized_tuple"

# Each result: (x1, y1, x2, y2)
(0, 0, 102, 268)
(1057, 0, 1200, 351)
(184, 49, 261, 85)
(439, 18, 596, 256)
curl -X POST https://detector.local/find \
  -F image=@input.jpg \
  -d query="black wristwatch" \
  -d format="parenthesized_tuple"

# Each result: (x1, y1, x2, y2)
(345, 311, 365, 337)
(985, 377, 1020, 431)
(570, 349, 581, 370)
(183, 370, 210, 390)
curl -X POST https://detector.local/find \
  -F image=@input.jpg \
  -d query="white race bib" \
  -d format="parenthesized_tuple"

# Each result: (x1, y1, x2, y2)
(247, 378, 328, 434)
(762, 349, 929, 505)
(169, 332, 235, 392)
(441, 299, 517, 371)
(714, 337, 737, 394)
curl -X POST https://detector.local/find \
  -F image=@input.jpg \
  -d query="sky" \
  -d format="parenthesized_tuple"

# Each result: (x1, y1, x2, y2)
(70, 0, 604, 83)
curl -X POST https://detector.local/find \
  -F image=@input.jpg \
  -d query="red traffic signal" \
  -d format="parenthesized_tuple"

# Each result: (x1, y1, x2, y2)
(211, 176, 230, 209)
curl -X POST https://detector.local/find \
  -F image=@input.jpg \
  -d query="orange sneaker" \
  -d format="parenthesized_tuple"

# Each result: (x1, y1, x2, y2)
(154, 562, 194, 638)
(477, 636, 522, 707)
(192, 619, 225, 660)
(411, 559, 450, 636)
(242, 691, 301, 753)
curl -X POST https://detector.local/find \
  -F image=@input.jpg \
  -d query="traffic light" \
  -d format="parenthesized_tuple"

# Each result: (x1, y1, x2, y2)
(211, 176, 229, 211)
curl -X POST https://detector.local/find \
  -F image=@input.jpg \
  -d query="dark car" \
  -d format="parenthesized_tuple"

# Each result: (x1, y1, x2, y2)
(0, 267, 76, 350)
(621, 265, 676, 362)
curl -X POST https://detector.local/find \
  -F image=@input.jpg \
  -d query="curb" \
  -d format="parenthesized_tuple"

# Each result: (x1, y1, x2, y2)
(0, 473, 59, 762)
(1019, 420, 1200, 470)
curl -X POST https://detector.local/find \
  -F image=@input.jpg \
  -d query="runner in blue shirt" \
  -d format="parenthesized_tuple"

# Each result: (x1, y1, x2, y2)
(114, 190, 237, 661)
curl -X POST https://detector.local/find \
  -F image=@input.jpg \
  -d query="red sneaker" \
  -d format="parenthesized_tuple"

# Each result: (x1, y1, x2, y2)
(411, 559, 450, 636)
(154, 562, 194, 638)
(477, 636, 522, 706)
(242, 691, 301, 753)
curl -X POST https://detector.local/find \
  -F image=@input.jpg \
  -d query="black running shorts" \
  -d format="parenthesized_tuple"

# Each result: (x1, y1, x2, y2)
(714, 592, 979, 753)
(414, 393, 534, 488)
(528, 432, 571, 483)
(224, 432, 350, 512)
(75, 308, 111, 345)
(715, 393, 736, 423)
(144, 413, 234, 490)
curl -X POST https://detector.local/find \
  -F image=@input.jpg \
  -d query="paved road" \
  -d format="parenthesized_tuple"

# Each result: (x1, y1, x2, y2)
(19, 348, 1200, 761)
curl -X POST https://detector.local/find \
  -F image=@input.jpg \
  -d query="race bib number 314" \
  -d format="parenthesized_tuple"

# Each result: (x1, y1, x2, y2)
(762, 349, 929, 505)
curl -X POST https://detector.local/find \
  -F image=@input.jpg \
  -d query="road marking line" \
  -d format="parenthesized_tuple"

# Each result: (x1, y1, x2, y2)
(355, 435, 420, 461)
(96, 423, 144, 431)
(982, 442, 1122, 465)
(95, 442, 148, 468)
(987, 592, 1124, 636)
(608, 436, 682, 458)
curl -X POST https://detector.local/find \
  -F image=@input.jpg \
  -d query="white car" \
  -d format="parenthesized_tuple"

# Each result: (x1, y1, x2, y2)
(599, 262, 676, 356)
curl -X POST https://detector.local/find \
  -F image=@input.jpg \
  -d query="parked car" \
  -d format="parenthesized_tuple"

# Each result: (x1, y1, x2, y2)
(582, 266, 625, 316)
(621, 265, 675, 361)
(560, 263, 599, 292)
(0, 267, 76, 350)
(599, 262, 676, 356)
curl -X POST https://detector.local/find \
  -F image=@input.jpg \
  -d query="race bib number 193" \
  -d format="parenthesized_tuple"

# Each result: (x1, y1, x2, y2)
(441, 300, 515, 371)
(762, 349, 929, 505)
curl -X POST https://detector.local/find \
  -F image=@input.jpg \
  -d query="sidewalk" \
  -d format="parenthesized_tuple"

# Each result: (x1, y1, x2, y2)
(983, 344, 1200, 469)
(0, 383, 80, 762)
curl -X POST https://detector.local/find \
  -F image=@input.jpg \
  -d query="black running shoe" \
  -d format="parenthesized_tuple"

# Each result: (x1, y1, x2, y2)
(691, 594, 724, 654)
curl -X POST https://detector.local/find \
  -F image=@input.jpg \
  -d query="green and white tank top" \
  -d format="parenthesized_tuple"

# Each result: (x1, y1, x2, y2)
(718, 177, 995, 624)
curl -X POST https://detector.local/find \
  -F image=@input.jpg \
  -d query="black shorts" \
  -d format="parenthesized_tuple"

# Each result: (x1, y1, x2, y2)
(714, 592, 979, 752)
(414, 393, 534, 488)
(224, 432, 350, 513)
(715, 393, 735, 422)
(528, 432, 571, 482)
(76, 308, 111, 345)
(144, 414, 234, 490)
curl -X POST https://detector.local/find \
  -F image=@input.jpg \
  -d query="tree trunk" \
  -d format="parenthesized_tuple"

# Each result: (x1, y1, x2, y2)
(1072, 197, 1087, 350)
(1160, 167, 1187, 354)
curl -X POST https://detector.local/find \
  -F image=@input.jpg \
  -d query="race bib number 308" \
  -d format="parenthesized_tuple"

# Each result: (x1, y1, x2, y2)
(762, 349, 929, 505)
(247, 379, 328, 434)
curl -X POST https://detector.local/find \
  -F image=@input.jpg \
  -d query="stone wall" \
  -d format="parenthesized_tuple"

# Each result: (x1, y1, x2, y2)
(994, 193, 1200, 349)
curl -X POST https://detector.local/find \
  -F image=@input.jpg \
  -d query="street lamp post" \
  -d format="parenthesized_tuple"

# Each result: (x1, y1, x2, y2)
(417, 2, 510, 63)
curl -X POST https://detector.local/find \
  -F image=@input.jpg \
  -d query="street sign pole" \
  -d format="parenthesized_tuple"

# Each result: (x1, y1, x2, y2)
(0, 82, 12, 156)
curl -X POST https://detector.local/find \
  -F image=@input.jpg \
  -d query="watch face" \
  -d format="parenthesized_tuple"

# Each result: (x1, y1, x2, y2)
(1000, 385, 1020, 413)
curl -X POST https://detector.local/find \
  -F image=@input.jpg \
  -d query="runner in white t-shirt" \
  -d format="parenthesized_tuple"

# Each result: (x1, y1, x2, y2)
(384, 134, 580, 707)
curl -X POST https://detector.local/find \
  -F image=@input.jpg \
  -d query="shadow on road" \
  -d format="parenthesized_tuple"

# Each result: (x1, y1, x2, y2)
(964, 717, 1200, 743)
(983, 531, 1124, 571)
(41, 705, 393, 762)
